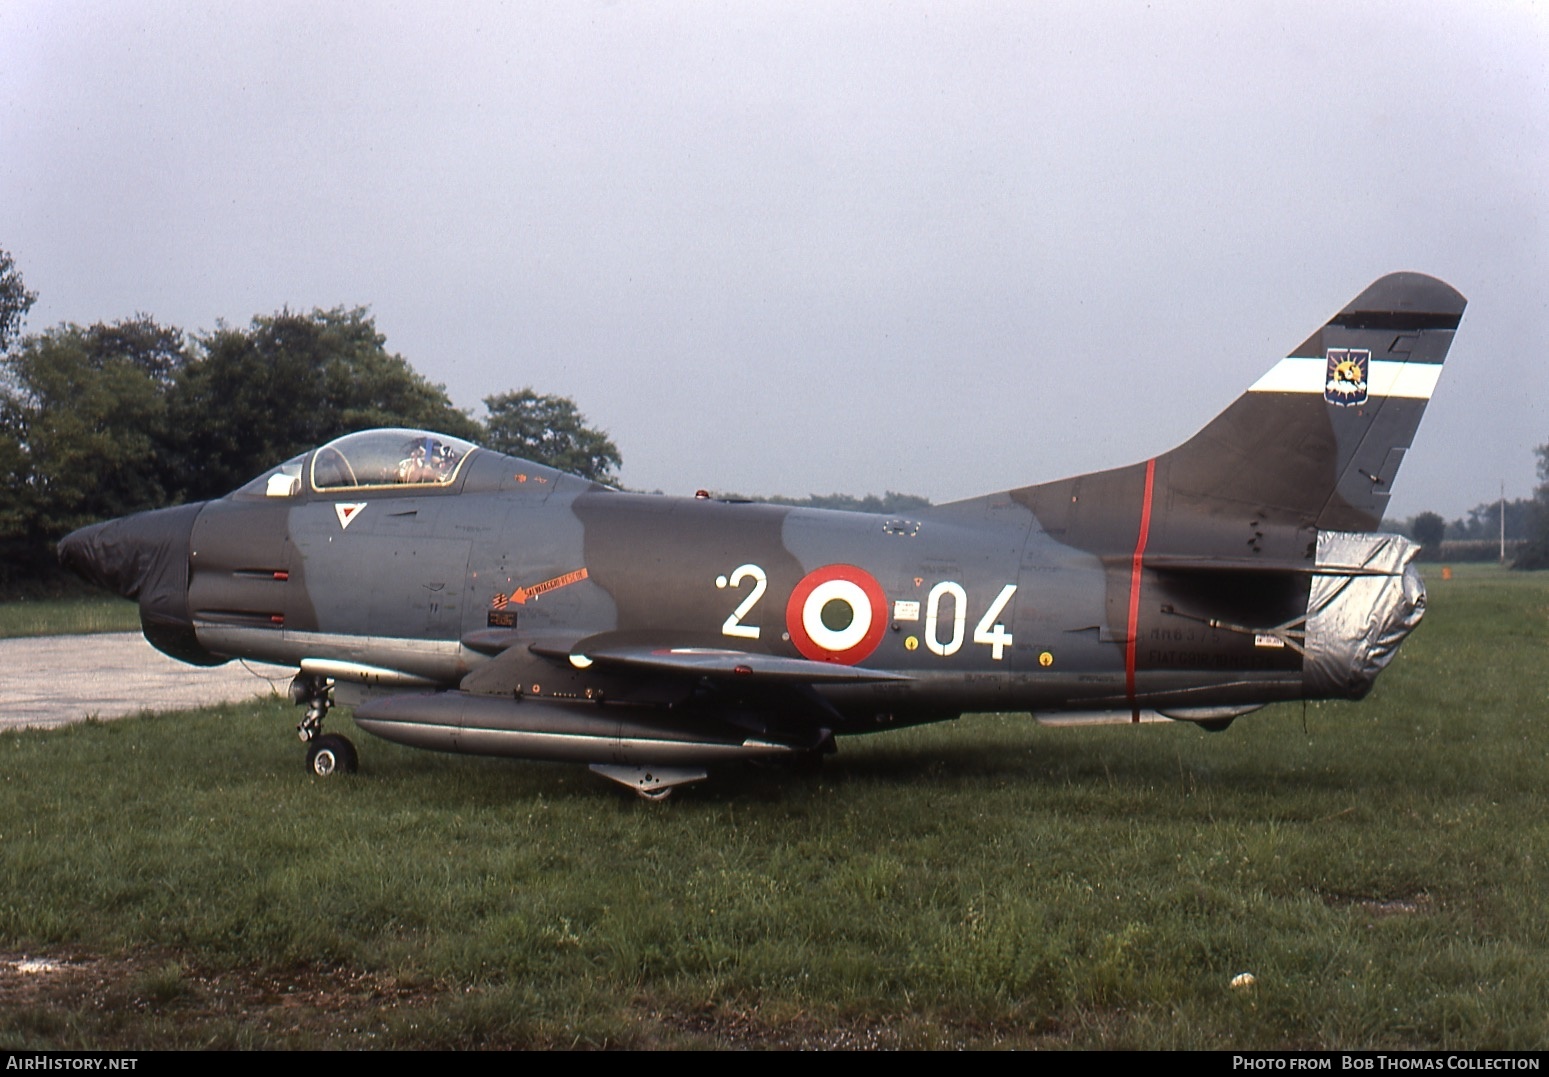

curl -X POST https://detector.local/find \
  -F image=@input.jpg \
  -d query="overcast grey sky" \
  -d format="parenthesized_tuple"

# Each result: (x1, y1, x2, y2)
(4, 1, 1545, 520)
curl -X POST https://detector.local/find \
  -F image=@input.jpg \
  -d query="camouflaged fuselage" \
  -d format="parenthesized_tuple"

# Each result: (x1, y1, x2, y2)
(58, 273, 1465, 790)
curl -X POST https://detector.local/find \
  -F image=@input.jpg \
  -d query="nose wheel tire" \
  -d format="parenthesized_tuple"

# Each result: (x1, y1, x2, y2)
(306, 733, 358, 777)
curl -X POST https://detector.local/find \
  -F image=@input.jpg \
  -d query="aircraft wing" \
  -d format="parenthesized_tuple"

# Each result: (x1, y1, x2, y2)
(458, 631, 909, 706)
(420, 635, 897, 775)
(529, 638, 912, 684)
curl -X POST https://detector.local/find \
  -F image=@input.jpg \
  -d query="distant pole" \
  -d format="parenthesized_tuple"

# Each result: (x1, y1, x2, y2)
(1500, 481, 1506, 565)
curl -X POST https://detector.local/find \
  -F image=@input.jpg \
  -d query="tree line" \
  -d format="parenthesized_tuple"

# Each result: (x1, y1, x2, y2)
(8, 243, 1549, 591)
(0, 250, 618, 592)
(1397, 456, 1549, 568)
(1511, 446, 1549, 569)
(1399, 497, 1538, 563)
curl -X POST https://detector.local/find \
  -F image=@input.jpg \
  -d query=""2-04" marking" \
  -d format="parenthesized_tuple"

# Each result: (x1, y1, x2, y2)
(715, 563, 1017, 661)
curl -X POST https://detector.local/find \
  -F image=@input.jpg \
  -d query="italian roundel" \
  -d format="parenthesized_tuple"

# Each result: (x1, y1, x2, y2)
(785, 564, 888, 665)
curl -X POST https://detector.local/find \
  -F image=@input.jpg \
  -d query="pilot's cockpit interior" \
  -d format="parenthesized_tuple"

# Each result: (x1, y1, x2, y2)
(235, 429, 480, 499)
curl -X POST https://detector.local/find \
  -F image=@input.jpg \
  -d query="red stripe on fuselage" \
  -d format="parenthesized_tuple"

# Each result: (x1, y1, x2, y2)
(1125, 459, 1157, 722)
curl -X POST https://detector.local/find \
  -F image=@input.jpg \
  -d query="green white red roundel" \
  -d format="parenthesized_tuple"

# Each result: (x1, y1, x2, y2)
(785, 564, 888, 664)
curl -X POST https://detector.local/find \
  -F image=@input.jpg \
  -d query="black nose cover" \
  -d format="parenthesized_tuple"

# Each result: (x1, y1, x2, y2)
(58, 502, 225, 666)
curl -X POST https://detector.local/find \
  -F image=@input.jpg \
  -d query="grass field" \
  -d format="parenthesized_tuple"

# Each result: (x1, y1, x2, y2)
(1, 566, 1546, 1049)
(0, 595, 138, 638)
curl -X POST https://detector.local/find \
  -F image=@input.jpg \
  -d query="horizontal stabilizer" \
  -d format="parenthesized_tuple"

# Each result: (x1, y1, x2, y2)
(1140, 544, 1420, 577)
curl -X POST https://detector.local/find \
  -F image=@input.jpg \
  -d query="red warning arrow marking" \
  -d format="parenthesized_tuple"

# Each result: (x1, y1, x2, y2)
(510, 567, 589, 605)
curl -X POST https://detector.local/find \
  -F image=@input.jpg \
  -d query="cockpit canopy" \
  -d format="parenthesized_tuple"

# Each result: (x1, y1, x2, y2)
(236, 429, 481, 499)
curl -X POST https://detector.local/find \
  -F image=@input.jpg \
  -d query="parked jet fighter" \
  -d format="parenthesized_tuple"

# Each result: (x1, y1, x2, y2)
(59, 273, 1464, 797)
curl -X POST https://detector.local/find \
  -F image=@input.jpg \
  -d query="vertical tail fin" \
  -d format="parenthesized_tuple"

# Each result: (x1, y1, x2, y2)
(1165, 271, 1465, 534)
(993, 273, 1465, 566)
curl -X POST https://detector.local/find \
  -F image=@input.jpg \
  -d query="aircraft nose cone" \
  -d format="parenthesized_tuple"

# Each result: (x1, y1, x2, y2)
(58, 503, 205, 601)
(57, 519, 122, 595)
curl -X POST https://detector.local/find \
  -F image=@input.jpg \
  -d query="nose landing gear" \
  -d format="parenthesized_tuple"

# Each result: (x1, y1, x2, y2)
(289, 673, 357, 776)
(306, 733, 358, 777)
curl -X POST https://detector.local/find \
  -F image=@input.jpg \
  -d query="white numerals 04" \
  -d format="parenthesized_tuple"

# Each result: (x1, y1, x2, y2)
(971, 584, 1017, 661)
(717, 564, 767, 639)
(926, 581, 1017, 660)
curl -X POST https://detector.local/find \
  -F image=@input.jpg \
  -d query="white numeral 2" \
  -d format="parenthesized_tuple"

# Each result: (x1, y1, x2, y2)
(718, 564, 767, 639)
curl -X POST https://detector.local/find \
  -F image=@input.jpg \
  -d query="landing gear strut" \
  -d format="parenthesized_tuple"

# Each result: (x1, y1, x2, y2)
(290, 673, 332, 741)
(289, 673, 357, 776)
